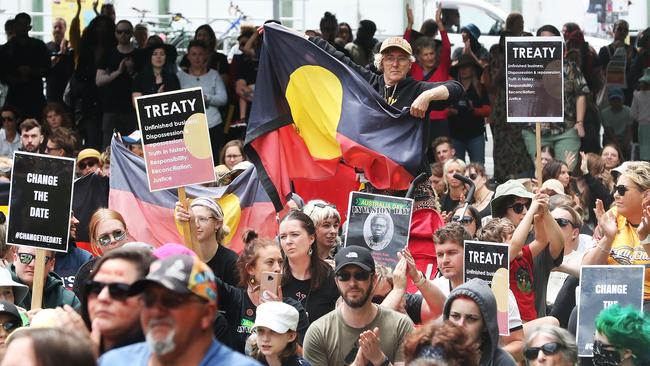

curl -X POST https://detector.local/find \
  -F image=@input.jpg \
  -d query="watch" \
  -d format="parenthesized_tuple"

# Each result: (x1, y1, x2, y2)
(378, 356, 391, 366)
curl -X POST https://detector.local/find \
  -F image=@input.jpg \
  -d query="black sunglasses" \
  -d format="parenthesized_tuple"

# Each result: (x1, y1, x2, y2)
(507, 202, 530, 214)
(336, 270, 372, 282)
(468, 173, 478, 180)
(0, 321, 19, 333)
(524, 342, 563, 360)
(614, 185, 637, 197)
(85, 280, 132, 301)
(18, 253, 53, 265)
(78, 159, 99, 170)
(452, 215, 474, 224)
(555, 218, 576, 228)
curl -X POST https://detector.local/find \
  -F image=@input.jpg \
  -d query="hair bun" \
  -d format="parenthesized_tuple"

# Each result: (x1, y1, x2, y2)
(242, 229, 258, 244)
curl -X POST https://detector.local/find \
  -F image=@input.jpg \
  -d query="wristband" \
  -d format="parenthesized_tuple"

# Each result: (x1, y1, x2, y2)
(415, 272, 427, 287)
(641, 235, 650, 245)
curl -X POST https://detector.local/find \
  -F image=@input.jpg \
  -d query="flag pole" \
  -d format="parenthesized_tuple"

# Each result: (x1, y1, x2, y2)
(178, 187, 203, 260)
(535, 122, 542, 188)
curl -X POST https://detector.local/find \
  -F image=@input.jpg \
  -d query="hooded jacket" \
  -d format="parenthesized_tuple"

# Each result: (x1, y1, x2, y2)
(443, 278, 516, 366)
(11, 267, 81, 311)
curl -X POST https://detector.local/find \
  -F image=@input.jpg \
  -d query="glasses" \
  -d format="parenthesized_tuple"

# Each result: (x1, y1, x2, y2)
(336, 270, 372, 282)
(224, 154, 242, 159)
(18, 253, 53, 265)
(45, 145, 61, 153)
(468, 173, 478, 180)
(554, 218, 576, 228)
(78, 159, 99, 170)
(614, 185, 638, 197)
(116, 29, 132, 35)
(0, 321, 19, 333)
(141, 291, 204, 309)
(507, 202, 530, 214)
(384, 55, 410, 64)
(452, 215, 474, 224)
(523, 342, 563, 360)
(194, 216, 215, 225)
(85, 280, 132, 301)
(97, 229, 127, 246)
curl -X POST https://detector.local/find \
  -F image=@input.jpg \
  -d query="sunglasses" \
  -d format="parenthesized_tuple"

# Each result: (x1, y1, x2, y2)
(468, 173, 478, 180)
(523, 342, 563, 360)
(614, 185, 637, 197)
(85, 280, 132, 301)
(0, 321, 19, 333)
(78, 159, 99, 170)
(452, 215, 474, 224)
(336, 270, 372, 282)
(507, 202, 530, 214)
(555, 218, 576, 228)
(97, 229, 127, 246)
(18, 253, 53, 265)
(141, 291, 203, 309)
(314, 202, 337, 210)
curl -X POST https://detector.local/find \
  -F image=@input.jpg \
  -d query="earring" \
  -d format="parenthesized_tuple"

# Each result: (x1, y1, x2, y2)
(250, 277, 256, 286)
(308, 247, 313, 256)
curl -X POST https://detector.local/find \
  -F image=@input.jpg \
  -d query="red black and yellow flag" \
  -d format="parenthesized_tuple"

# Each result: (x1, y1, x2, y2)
(245, 24, 425, 211)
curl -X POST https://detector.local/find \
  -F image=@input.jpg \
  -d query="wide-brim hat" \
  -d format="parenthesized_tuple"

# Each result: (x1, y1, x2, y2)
(490, 179, 535, 216)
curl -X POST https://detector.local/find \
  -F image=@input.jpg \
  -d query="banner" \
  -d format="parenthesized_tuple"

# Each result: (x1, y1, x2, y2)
(463, 240, 510, 336)
(6, 152, 75, 253)
(135, 87, 216, 191)
(505, 37, 564, 122)
(576, 265, 644, 357)
(344, 192, 413, 268)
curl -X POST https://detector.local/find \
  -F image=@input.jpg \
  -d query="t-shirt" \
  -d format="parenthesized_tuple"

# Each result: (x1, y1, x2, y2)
(98, 339, 261, 366)
(282, 269, 339, 324)
(96, 48, 142, 113)
(532, 244, 564, 318)
(432, 276, 523, 333)
(206, 245, 240, 287)
(303, 305, 414, 366)
(215, 277, 309, 353)
(404, 293, 424, 324)
(601, 105, 633, 138)
(510, 245, 536, 321)
(546, 250, 583, 305)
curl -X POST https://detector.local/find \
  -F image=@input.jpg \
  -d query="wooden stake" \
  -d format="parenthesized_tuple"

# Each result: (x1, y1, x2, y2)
(535, 122, 543, 188)
(30, 249, 46, 310)
(178, 187, 203, 260)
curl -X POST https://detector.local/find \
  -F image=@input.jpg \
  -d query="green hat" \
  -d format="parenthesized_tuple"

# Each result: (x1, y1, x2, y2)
(490, 179, 535, 217)
(639, 68, 650, 84)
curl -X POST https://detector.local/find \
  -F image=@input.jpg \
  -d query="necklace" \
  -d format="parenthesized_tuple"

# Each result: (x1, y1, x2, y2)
(384, 84, 398, 105)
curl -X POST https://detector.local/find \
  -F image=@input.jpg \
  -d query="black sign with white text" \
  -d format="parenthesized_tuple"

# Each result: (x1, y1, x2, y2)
(6, 152, 75, 252)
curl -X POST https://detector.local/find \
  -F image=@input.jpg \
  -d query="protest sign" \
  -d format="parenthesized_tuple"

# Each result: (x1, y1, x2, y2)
(344, 192, 413, 268)
(6, 152, 75, 253)
(505, 37, 564, 122)
(576, 265, 644, 357)
(463, 240, 510, 336)
(135, 87, 216, 192)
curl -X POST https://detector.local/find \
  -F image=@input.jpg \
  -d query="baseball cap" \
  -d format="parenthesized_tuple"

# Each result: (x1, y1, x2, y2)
(253, 302, 299, 334)
(130, 254, 217, 304)
(379, 37, 412, 55)
(334, 246, 375, 273)
(541, 179, 566, 196)
(76, 148, 101, 164)
(0, 267, 28, 304)
(0, 301, 21, 324)
(608, 88, 624, 100)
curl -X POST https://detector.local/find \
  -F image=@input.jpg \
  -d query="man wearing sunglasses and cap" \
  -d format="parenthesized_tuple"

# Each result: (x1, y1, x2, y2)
(303, 246, 413, 366)
(99, 254, 259, 366)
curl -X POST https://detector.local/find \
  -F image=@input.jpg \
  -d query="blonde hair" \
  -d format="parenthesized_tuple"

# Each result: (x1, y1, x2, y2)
(622, 161, 650, 190)
(303, 200, 340, 227)
(88, 208, 127, 256)
(443, 158, 467, 191)
(476, 218, 515, 243)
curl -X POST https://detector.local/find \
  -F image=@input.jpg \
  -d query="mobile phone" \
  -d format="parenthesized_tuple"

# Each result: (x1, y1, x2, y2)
(260, 271, 279, 297)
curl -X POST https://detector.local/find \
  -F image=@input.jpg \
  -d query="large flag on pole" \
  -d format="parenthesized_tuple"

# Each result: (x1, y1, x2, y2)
(108, 139, 276, 253)
(245, 23, 425, 211)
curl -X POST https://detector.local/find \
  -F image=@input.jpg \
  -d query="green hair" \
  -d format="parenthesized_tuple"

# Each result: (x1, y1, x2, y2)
(594, 304, 650, 364)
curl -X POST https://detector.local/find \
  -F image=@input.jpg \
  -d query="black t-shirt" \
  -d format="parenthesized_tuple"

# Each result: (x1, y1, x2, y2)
(206, 245, 240, 287)
(234, 54, 259, 85)
(45, 41, 74, 103)
(282, 269, 339, 324)
(448, 84, 489, 140)
(96, 48, 143, 113)
(215, 278, 309, 354)
(404, 293, 424, 324)
(440, 194, 460, 213)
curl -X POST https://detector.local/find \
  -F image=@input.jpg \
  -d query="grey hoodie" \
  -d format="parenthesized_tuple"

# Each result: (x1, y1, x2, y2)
(443, 278, 516, 366)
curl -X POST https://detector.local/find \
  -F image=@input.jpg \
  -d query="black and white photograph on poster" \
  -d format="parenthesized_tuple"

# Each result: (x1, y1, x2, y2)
(463, 240, 510, 336)
(6, 152, 75, 253)
(506, 37, 564, 122)
(576, 265, 644, 357)
(344, 192, 413, 269)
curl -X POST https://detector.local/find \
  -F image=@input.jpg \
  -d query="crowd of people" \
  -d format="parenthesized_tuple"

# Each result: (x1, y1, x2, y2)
(0, 2, 649, 366)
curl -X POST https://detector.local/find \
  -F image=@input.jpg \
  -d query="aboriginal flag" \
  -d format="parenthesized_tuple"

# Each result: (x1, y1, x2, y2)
(245, 23, 424, 211)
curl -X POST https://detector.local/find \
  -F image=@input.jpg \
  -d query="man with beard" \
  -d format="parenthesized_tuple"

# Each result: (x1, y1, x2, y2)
(98, 254, 259, 366)
(303, 246, 414, 366)
(18, 119, 44, 153)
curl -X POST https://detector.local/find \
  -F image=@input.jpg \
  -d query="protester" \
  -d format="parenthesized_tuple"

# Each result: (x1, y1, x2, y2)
(98, 254, 260, 365)
(540, 145, 556, 168)
(431, 137, 455, 164)
(132, 44, 180, 97)
(598, 20, 635, 105)
(303, 246, 414, 366)
(402, 320, 479, 366)
(41, 102, 73, 136)
(179, 24, 230, 85)
(88, 208, 133, 256)
(54, 211, 94, 291)
(577, 152, 614, 227)
(44, 127, 76, 157)
(251, 301, 311, 366)
(0, 268, 28, 306)
(593, 304, 650, 366)
(134, 23, 148, 49)
(18, 119, 44, 153)
(440, 158, 467, 213)
(428, 162, 445, 198)
(303, 200, 341, 262)
(600, 144, 624, 173)
(219, 140, 247, 171)
(11, 246, 80, 311)
(442, 278, 517, 366)
(0, 106, 21, 157)
(630, 68, 650, 161)
(524, 325, 578, 366)
(1, 327, 96, 366)
(344, 20, 377, 67)
(318, 12, 351, 57)
(449, 204, 481, 237)
(77, 148, 102, 177)
(466, 163, 494, 218)
(174, 197, 240, 286)
(451, 23, 489, 67)
(46, 17, 74, 104)
(336, 22, 353, 46)
(278, 211, 339, 324)
(601, 88, 633, 158)
(0, 301, 23, 349)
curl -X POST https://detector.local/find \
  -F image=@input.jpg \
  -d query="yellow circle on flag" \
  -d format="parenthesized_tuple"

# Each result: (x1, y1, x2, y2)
(285, 65, 343, 159)
(218, 193, 241, 245)
(183, 113, 211, 159)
